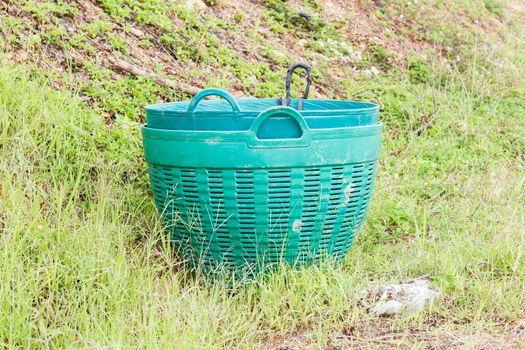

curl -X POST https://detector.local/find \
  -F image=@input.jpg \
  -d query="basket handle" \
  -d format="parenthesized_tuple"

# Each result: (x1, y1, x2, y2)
(187, 88, 241, 116)
(247, 106, 311, 148)
(286, 62, 312, 101)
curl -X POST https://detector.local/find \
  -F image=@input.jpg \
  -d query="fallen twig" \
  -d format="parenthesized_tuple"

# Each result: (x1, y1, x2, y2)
(108, 57, 201, 95)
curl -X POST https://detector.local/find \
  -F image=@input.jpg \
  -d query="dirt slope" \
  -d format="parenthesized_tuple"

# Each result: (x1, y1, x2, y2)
(0, 0, 518, 118)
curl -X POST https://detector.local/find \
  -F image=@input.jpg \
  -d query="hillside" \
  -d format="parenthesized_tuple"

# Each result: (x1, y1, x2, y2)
(1, 0, 524, 348)
(1, 0, 522, 116)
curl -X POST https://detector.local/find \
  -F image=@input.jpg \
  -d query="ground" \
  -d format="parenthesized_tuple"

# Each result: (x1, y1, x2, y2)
(0, 0, 524, 349)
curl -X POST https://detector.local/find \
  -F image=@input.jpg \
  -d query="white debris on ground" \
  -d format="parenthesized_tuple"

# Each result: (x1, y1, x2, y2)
(362, 66, 380, 77)
(360, 275, 440, 317)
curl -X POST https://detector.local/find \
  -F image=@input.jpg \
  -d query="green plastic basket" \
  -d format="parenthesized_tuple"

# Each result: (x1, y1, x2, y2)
(143, 105, 382, 278)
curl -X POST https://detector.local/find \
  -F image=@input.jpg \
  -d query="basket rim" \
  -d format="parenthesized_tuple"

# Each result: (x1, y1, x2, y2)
(145, 98, 380, 116)
(142, 122, 382, 140)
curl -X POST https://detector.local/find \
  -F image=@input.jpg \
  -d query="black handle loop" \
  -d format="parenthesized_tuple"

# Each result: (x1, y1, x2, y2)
(285, 62, 312, 100)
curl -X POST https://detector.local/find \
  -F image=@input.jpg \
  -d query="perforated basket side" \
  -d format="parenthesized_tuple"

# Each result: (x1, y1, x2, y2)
(148, 161, 377, 275)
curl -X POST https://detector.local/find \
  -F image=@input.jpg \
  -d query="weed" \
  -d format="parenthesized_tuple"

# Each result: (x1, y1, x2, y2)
(80, 20, 113, 38)
(485, 0, 504, 17)
(367, 43, 396, 69)
(203, 0, 223, 7)
(408, 57, 431, 84)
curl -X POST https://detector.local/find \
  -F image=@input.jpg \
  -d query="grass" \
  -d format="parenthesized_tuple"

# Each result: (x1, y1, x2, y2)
(1, 0, 524, 348)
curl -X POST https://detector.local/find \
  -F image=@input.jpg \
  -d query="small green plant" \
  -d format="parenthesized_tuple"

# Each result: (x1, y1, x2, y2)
(22, 0, 78, 20)
(80, 20, 113, 38)
(484, 0, 504, 17)
(0, 15, 25, 44)
(408, 57, 431, 84)
(234, 10, 245, 23)
(41, 25, 68, 45)
(107, 33, 128, 53)
(98, 0, 132, 19)
(203, 0, 223, 6)
(367, 43, 395, 69)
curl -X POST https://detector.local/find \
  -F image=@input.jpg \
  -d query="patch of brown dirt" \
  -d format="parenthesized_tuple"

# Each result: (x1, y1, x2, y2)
(270, 329, 314, 350)
(268, 319, 525, 350)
